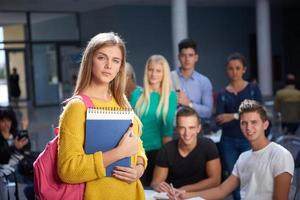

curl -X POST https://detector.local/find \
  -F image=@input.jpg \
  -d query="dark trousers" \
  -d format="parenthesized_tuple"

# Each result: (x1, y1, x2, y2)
(140, 149, 158, 187)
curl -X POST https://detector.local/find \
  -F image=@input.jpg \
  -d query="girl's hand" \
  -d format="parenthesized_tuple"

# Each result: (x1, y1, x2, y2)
(112, 165, 143, 183)
(118, 126, 139, 158)
(14, 137, 29, 150)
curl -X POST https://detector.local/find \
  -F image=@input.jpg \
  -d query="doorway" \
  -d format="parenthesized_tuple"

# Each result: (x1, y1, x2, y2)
(5, 49, 27, 102)
(0, 49, 8, 106)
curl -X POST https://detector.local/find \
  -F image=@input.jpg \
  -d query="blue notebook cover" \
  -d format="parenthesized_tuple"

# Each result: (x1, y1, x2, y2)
(85, 108, 133, 176)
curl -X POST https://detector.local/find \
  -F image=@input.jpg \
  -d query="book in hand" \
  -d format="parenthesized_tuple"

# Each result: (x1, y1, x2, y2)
(85, 107, 134, 176)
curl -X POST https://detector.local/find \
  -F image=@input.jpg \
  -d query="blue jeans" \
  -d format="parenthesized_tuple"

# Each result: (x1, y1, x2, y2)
(219, 135, 251, 200)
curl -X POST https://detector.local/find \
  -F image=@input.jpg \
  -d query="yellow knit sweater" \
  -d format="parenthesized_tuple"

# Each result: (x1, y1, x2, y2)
(57, 98, 147, 200)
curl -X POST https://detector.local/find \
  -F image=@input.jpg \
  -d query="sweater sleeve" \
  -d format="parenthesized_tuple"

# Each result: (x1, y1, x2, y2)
(57, 99, 106, 184)
(132, 115, 148, 169)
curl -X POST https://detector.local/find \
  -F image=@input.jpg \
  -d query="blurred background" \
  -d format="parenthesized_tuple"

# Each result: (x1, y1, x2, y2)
(0, 0, 300, 107)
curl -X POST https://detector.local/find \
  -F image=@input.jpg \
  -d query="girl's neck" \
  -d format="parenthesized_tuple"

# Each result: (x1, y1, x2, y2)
(228, 80, 247, 94)
(1, 131, 11, 139)
(83, 83, 112, 101)
(150, 84, 161, 93)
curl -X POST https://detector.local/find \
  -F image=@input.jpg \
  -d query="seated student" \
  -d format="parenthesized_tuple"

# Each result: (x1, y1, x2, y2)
(151, 106, 221, 192)
(0, 107, 34, 200)
(0, 107, 30, 165)
(274, 73, 300, 135)
(169, 100, 294, 200)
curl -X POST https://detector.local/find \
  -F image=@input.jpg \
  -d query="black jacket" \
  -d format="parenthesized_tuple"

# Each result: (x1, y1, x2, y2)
(0, 131, 31, 164)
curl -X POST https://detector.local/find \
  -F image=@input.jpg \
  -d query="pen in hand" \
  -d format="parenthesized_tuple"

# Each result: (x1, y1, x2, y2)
(170, 183, 177, 200)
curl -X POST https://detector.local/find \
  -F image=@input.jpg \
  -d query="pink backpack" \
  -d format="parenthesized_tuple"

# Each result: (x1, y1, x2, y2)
(33, 95, 93, 200)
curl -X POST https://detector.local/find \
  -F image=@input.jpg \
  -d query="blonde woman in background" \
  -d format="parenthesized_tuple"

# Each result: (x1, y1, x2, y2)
(57, 32, 147, 200)
(130, 55, 177, 186)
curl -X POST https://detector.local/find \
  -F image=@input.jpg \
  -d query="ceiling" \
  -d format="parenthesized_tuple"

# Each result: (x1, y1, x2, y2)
(0, 0, 298, 25)
(0, 0, 296, 13)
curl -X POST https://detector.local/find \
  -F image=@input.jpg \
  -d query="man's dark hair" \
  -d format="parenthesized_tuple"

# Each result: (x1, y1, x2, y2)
(285, 73, 296, 85)
(178, 39, 197, 53)
(238, 99, 268, 122)
(226, 52, 247, 67)
(176, 106, 201, 125)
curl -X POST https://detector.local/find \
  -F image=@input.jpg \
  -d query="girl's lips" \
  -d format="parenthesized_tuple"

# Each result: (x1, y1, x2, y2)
(102, 72, 112, 76)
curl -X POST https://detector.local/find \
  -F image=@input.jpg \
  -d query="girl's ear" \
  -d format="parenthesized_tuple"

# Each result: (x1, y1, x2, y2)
(243, 66, 247, 74)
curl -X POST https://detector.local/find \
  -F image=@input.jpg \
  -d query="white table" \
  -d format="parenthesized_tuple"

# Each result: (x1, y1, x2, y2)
(144, 189, 205, 200)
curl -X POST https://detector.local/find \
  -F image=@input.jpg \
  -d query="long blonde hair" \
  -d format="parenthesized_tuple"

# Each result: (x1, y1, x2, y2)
(73, 32, 129, 108)
(134, 55, 172, 124)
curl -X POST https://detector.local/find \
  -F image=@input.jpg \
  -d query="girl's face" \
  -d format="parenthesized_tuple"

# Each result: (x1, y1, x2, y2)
(227, 59, 246, 82)
(147, 62, 164, 87)
(91, 45, 123, 85)
(0, 117, 12, 133)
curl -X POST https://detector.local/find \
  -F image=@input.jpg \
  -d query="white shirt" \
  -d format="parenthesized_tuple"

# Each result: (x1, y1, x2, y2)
(232, 142, 294, 200)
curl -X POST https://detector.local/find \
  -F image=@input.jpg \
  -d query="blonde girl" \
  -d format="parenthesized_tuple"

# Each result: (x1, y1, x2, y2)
(57, 32, 147, 200)
(130, 55, 177, 186)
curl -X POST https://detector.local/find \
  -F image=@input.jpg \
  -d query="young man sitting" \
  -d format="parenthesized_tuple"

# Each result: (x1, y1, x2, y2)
(151, 106, 221, 193)
(169, 100, 294, 200)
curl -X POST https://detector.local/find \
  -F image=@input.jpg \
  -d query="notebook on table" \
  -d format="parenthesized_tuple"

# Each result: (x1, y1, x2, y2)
(85, 107, 134, 176)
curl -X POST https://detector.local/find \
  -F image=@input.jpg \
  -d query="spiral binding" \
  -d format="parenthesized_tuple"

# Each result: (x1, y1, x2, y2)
(88, 107, 132, 113)
(86, 107, 133, 120)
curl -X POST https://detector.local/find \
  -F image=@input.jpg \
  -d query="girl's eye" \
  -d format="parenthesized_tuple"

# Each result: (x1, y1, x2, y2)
(113, 59, 120, 64)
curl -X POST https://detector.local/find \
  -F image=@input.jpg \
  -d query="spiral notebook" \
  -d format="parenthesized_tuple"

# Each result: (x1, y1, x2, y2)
(85, 107, 134, 176)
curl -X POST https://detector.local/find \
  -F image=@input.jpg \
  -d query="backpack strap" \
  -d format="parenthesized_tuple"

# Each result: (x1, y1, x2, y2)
(55, 95, 94, 136)
(78, 94, 94, 108)
(64, 95, 94, 108)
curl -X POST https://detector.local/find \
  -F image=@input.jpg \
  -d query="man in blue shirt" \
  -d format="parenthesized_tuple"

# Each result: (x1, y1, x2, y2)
(171, 39, 213, 119)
